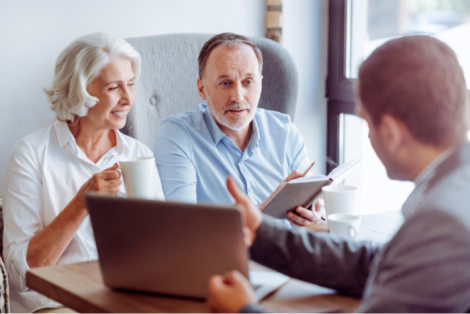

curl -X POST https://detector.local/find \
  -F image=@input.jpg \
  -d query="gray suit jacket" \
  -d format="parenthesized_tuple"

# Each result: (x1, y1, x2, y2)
(246, 142, 470, 312)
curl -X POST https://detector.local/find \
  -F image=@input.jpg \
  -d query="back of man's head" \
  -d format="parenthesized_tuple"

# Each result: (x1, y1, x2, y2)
(358, 35, 469, 147)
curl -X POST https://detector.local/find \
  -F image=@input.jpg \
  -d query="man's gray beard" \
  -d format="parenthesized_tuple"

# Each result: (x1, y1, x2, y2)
(207, 98, 254, 131)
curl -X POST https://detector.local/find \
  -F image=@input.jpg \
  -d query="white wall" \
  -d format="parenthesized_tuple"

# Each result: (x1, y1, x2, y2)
(284, 0, 329, 175)
(0, 0, 328, 194)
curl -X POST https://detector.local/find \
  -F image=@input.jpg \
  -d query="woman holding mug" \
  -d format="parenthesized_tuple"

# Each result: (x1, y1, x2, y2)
(3, 33, 164, 312)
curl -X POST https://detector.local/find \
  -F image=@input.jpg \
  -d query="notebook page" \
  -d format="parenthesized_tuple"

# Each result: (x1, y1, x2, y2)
(328, 159, 361, 182)
(288, 174, 327, 184)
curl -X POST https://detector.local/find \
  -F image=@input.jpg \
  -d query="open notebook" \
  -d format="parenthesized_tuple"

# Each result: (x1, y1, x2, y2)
(262, 159, 361, 219)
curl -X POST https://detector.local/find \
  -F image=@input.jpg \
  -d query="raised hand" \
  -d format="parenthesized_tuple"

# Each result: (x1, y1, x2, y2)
(227, 177, 262, 247)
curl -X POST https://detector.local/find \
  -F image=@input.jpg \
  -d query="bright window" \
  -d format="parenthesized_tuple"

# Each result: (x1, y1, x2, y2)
(334, 0, 470, 215)
(346, 0, 470, 89)
(340, 114, 415, 214)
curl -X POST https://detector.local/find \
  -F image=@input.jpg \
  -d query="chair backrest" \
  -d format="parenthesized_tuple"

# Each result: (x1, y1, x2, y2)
(122, 33, 299, 149)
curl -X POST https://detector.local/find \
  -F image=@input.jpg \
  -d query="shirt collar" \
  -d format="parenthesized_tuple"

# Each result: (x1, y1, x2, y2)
(401, 146, 455, 217)
(200, 103, 261, 149)
(55, 120, 74, 148)
(413, 146, 455, 186)
(201, 104, 226, 145)
(54, 120, 129, 155)
(114, 129, 129, 155)
(248, 115, 261, 151)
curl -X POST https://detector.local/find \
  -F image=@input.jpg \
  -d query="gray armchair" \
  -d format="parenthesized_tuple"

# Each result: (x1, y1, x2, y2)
(122, 33, 299, 148)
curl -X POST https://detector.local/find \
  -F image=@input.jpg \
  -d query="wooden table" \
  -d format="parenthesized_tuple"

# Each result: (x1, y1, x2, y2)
(26, 210, 403, 313)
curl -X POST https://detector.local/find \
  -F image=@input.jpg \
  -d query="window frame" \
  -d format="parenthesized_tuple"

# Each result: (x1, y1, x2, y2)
(326, 0, 356, 173)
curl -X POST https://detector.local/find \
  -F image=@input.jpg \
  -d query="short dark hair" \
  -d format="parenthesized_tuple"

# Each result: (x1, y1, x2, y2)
(358, 35, 469, 146)
(198, 33, 263, 79)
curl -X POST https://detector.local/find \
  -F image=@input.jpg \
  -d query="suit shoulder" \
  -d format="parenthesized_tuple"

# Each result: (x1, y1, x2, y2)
(418, 164, 470, 230)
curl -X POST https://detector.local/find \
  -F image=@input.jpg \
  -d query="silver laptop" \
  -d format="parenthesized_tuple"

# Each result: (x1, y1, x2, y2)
(86, 194, 288, 300)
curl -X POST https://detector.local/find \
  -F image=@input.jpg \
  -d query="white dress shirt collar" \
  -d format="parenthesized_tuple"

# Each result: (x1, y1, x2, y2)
(54, 120, 130, 161)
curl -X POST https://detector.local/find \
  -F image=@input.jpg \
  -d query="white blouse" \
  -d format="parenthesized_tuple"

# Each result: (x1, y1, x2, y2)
(2, 121, 164, 312)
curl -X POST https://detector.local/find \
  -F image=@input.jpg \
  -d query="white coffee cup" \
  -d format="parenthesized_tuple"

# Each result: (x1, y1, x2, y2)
(328, 213, 362, 238)
(313, 185, 358, 225)
(118, 157, 154, 199)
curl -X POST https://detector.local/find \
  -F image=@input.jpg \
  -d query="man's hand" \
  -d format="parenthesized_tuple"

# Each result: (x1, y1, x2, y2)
(207, 270, 255, 313)
(260, 169, 323, 227)
(227, 177, 262, 247)
(258, 170, 305, 210)
(287, 200, 322, 226)
(284, 169, 304, 182)
(283, 170, 323, 226)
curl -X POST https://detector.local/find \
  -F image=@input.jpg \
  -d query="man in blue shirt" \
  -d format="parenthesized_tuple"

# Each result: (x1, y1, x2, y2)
(154, 33, 317, 226)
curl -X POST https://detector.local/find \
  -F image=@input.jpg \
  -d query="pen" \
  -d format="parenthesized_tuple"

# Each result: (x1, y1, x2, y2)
(301, 162, 315, 177)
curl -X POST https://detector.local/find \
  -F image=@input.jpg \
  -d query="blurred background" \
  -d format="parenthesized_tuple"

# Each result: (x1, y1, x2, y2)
(1, 0, 469, 216)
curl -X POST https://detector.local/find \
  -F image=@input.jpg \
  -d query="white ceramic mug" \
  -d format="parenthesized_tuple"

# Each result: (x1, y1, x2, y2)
(313, 185, 358, 225)
(118, 157, 154, 199)
(327, 213, 362, 238)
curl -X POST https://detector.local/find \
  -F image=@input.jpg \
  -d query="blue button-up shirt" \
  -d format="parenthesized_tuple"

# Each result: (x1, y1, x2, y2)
(154, 104, 311, 205)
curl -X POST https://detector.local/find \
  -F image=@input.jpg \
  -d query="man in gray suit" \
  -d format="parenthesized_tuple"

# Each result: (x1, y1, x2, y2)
(206, 35, 470, 312)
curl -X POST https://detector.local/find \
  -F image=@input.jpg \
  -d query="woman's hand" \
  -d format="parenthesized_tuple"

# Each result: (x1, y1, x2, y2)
(27, 163, 122, 269)
(73, 163, 122, 211)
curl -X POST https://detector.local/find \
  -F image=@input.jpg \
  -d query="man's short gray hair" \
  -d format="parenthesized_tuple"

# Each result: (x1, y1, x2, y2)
(198, 33, 263, 79)
(44, 33, 141, 122)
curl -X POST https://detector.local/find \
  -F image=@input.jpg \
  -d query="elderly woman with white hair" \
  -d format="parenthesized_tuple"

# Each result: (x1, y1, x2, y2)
(2, 33, 164, 312)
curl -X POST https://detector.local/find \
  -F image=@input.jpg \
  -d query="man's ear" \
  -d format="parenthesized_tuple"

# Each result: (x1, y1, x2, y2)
(380, 115, 405, 153)
(197, 78, 206, 100)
